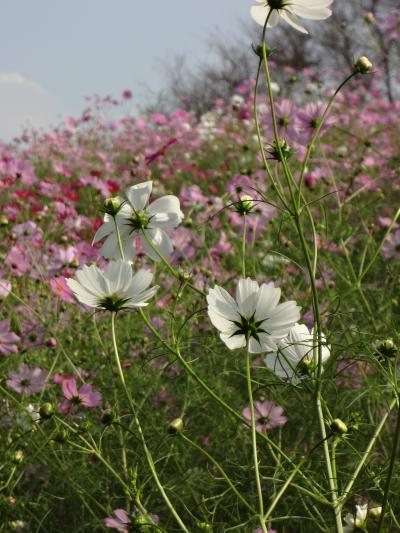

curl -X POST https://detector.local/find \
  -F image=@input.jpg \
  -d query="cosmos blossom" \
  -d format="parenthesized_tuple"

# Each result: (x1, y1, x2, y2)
(66, 259, 158, 311)
(242, 400, 287, 432)
(251, 0, 333, 34)
(207, 278, 300, 353)
(93, 180, 184, 262)
(265, 323, 330, 382)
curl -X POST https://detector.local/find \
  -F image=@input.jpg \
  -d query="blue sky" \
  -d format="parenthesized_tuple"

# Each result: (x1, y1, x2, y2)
(0, 1, 250, 140)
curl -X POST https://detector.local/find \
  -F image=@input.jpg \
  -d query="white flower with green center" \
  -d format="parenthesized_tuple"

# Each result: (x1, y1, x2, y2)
(93, 181, 184, 262)
(343, 504, 368, 533)
(66, 259, 158, 311)
(265, 323, 330, 382)
(207, 278, 300, 352)
(251, 0, 333, 34)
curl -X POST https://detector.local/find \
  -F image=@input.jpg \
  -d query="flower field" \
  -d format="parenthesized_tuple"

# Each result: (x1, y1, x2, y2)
(1, 4, 400, 532)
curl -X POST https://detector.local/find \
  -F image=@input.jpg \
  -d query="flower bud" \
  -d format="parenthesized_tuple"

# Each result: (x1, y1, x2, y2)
(237, 195, 254, 215)
(197, 522, 212, 531)
(54, 429, 69, 443)
(39, 403, 54, 420)
(354, 56, 373, 74)
(0, 215, 8, 227)
(46, 337, 58, 348)
(368, 506, 382, 520)
(168, 418, 184, 434)
(13, 450, 24, 464)
(103, 196, 122, 216)
(331, 419, 348, 435)
(364, 12, 375, 24)
(101, 409, 115, 425)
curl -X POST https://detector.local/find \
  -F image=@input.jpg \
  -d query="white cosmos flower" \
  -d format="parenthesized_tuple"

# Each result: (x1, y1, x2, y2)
(66, 259, 158, 311)
(207, 278, 300, 353)
(265, 323, 330, 382)
(93, 181, 184, 262)
(251, 0, 333, 34)
(343, 504, 368, 533)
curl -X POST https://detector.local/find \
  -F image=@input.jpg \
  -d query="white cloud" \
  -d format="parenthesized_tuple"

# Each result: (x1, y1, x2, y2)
(0, 72, 65, 141)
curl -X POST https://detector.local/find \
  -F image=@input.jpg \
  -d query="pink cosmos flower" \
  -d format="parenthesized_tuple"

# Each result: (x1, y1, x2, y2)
(104, 508, 159, 532)
(59, 377, 102, 413)
(50, 277, 76, 304)
(0, 320, 20, 356)
(242, 400, 287, 432)
(122, 90, 133, 100)
(104, 509, 130, 532)
(297, 102, 335, 140)
(7, 363, 47, 394)
(5, 246, 32, 276)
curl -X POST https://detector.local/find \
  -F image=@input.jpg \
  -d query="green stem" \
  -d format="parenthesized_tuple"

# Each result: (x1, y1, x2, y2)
(377, 393, 400, 532)
(298, 73, 356, 196)
(242, 214, 247, 278)
(179, 433, 256, 513)
(140, 229, 206, 297)
(246, 349, 267, 533)
(138, 309, 327, 503)
(111, 312, 190, 532)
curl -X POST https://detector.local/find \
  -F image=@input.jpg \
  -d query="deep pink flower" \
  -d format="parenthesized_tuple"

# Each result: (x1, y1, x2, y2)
(122, 90, 133, 100)
(59, 377, 102, 413)
(0, 320, 20, 356)
(242, 400, 287, 432)
(7, 363, 47, 394)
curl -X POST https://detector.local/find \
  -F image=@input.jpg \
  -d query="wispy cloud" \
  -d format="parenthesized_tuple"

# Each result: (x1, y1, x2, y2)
(0, 72, 65, 141)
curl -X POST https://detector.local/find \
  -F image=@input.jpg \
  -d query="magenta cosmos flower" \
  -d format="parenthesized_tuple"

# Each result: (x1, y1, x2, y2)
(59, 377, 102, 413)
(104, 509, 130, 532)
(7, 363, 47, 394)
(0, 320, 20, 356)
(242, 400, 287, 432)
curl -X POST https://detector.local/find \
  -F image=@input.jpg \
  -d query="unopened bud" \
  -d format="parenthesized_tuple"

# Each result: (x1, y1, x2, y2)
(364, 12, 375, 24)
(237, 195, 254, 215)
(39, 403, 54, 420)
(103, 196, 122, 216)
(354, 56, 373, 74)
(368, 506, 382, 520)
(197, 522, 212, 531)
(168, 418, 184, 434)
(331, 419, 348, 435)
(46, 337, 58, 348)
(101, 409, 115, 425)
(0, 215, 8, 226)
(54, 429, 69, 443)
(13, 450, 24, 464)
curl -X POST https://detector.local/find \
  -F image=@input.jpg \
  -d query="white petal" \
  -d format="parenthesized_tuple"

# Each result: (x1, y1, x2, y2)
(66, 279, 99, 307)
(141, 228, 173, 261)
(127, 268, 153, 295)
(220, 333, 246, 350)
(280, 10, 308, 33)
(105, 260, 132, 293)
(207, 286, 239, 321)
(148, 211, 183, 229)
(236, 278, 259, 316)
(291, 4, 332, 20)
(251, 4, 272, 26)
(254, 282, 281, 320)
(208, 307, 236, 333)
(126, 181, 153, 211)
(147, 195, 183, 217)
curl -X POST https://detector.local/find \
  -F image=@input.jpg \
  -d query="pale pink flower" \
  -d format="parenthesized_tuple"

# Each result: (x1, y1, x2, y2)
(7, 363, 47, 394)
(242, 400, 287, 432)
(0, 320, 20, 356)
(59, 377, 102, 414)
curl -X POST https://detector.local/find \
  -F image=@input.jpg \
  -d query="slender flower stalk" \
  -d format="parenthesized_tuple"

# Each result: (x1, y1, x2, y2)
(110, 312, 190, 533)
(377, 393, 400, 532)
(246, 346, 268, 533)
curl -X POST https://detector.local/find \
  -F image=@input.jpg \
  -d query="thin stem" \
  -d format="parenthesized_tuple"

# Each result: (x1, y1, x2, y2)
(113, 215, 125, 260)
(298, 73, 356, 196)
(242, 214, 247, 278)
(111, 312, 190, 532)
(377, 393, 400, 532)
(140, 229, 206, 297)
(246, 349, 267, 533)
(179, 433, 256, 514)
